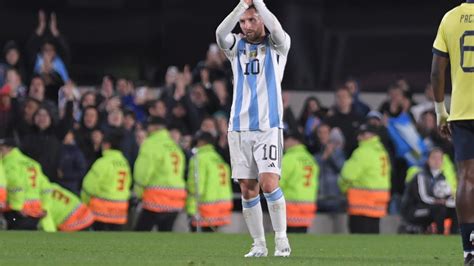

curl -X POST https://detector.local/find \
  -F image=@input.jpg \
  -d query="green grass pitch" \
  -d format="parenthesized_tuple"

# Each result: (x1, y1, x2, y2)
(0, 232, 461, 265)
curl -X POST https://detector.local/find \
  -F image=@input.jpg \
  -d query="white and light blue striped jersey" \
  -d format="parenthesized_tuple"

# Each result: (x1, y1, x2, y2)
(223, 34, 291, 132)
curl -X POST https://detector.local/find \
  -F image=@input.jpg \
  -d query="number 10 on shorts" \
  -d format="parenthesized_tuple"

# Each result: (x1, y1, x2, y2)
(262, 144, 278, 161)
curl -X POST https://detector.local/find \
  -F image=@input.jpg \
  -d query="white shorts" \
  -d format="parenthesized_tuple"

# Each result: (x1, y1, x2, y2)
(228, 128, 283, 179)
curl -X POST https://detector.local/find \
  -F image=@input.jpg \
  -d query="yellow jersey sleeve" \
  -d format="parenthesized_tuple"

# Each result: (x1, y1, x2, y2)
(433, 16, 449, 57)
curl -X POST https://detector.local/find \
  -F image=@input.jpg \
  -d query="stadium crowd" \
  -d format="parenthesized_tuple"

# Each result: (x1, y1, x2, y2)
(0, 10, 458, 234)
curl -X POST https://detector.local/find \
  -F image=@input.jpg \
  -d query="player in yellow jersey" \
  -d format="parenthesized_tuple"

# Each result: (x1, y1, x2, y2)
(431, 1, 474, 264)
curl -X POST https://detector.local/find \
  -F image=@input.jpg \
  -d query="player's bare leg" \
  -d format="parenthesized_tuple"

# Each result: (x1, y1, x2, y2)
(240, 179, 268, 257)
(455, 160, 474, 265)
(260, 173, 291, 257)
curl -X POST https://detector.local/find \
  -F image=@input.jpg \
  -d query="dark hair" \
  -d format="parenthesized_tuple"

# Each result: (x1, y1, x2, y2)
(123, 108, 136, 119)
(194, 131, 216, 146)
(81, 91, 97, 107)
(103, 130, 123, 150)
(3, 40, 19, 55)
(23, 96, 41, 106)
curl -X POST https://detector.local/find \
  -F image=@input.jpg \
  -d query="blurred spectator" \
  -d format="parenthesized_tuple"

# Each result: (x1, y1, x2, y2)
(298, 96, 325, 131)
(135, 127, 147, 146)
(101, 108, 137, 165)
(147, 99, 169, 123)
(314, 123, 346, 213)
(76, 90, 97, 122)
(0, 84, 19, 138)
(214, 112, 230, 164)
(91, 129, 104, 159)
(411, 83, 435, 123)
(282, 91, 298, 134)
(28, 11, 71, 103)
(190, 82, 219, 123)
(14, 97, 41, 138)
(213, 79, 231, 114)
(395, 77, 415, 106)
(97, 75, 116, 110)
(326, 86, 363, 157)
(122, 109, 140, 168)
(58, 81, 80, 121)
(193, 43, 231, 84)
(99, 95, 121, 122)
(345, 77, 370, 117)
(199, 67, 212, 90)
(5, 68, 27, 98)
(21, 90, 74, 182)
(200, 116, 229, 164)
(379, 84, 405, 118)
(28, 75, 59, 122)
(74, 106, 101, 169)
(159, 66, 178, 99)
(81, 91, 97, 109)
(400, 148, 456, 234)
(0, 41, 27, 85)
(57, 131, 87, 195)
(117, 78, 146, 123)
(417, 110, 454, 160)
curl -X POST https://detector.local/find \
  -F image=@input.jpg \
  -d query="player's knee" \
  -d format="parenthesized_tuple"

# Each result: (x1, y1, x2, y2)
(259, 173, 279, 193)
(241, 188, 259, 200)
(239, 180, 260, 199)
(260, 180, 279, 194)
(459, 162, 474, 182)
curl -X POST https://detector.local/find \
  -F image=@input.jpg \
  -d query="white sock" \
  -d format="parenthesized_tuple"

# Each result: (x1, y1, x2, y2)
(264, 187, 287, 239)
(242, 195, 266, 244)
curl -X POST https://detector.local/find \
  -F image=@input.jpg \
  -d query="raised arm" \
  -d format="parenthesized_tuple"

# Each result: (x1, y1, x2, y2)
(253, 0, 287, 47)
(216, 1, 249, 50)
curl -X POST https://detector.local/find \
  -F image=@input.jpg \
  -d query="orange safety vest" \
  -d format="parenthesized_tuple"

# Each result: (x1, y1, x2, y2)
(89, 197, 128, 224)
(23, 199, 45, 218)
(286, 201, 316, 227)
(142, 186, 186, 213)
(59, 204, 95, 232)
(0, 187, 6, 211)
(191, 200, 233, 227)
(347, 188, 390, 218)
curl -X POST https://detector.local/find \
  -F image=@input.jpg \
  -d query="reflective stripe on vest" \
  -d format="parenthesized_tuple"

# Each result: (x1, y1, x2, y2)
(347, 188, 390, 218)
(286, 201, 316, 227)
(89, 197, 128, 224)
(0, 188, 6, 211)
(142, 186, 186, 213)
(192, 200, 233, 227)
(23, 199, 45, 218)
(59, 204, 95, 232)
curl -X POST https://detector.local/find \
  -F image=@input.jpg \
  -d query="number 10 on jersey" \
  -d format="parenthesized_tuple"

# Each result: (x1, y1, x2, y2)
(244, 59, 260, 75)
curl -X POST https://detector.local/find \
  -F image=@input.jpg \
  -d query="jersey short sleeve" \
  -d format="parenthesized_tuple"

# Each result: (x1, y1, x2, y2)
(433, 16, 449, 57)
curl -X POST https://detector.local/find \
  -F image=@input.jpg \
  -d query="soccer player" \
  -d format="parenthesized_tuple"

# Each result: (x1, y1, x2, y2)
(431, 1, 474, 264)
(216, 0, 291, 257)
